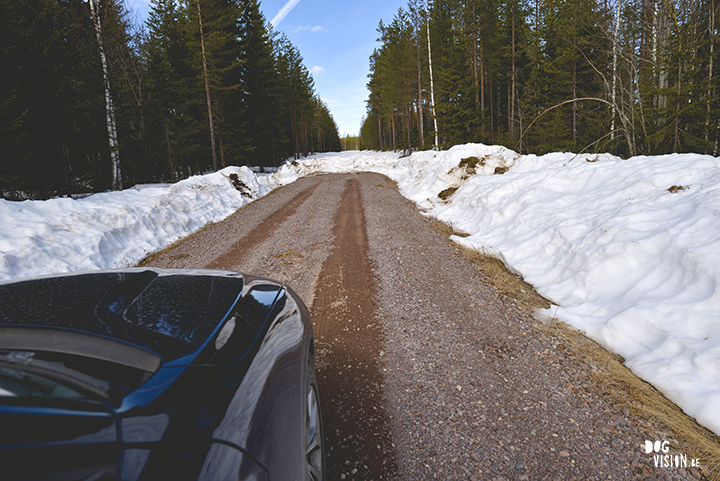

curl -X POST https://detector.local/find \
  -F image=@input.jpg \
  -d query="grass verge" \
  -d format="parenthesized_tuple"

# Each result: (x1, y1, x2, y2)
(543, 320, 720, 480)
(135, 220, 218, 267)
(428, 216, 720, 481)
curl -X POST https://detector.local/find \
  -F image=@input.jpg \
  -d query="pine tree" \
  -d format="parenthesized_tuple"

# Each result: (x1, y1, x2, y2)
(274, 33, 315, 159)
(237, 0, 282, 167)
(146, 0, 200, 180)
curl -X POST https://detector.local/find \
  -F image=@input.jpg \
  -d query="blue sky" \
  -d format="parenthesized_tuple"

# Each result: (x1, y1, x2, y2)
(126, 0, 411, 136)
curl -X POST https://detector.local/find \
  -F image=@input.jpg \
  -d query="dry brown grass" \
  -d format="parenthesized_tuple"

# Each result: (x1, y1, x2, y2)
(427, 217, 469, 238)
(459, 245, 552, 312)
(542, 320, 720, 480)
(374, 178, 399, 190)
(437, 186, 458, 200)
(428, 216, 720, 481)
(428, 216, 550, 312)
(135, 221, 218, 267)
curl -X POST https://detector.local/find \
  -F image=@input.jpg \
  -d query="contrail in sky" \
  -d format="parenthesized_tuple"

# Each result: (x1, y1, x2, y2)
(270, 0, 302, 27)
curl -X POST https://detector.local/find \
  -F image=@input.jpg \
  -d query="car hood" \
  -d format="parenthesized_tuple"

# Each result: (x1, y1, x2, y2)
(0, 269, 248, 365)
(0, 268, 284, 408)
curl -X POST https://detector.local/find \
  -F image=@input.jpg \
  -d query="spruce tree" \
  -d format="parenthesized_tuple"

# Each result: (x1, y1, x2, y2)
(1, 0, 108, 197)
(146, 0, 197, 180)
(237, 0, 282, 167)
(274, 33, 315, 159)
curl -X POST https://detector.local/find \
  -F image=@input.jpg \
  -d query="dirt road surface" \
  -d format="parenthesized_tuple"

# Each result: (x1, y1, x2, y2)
(146, 172, 694, 480)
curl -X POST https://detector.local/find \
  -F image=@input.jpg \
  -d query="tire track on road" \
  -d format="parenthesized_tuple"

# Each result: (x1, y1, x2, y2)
(311, 176, 398, 480)
(205, 180, 322, 271)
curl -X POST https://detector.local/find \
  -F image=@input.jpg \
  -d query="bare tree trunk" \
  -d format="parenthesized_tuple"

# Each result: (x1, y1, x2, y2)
(410, 0, 425, 146)
(403, 69, 412, 151)
(652, 0, 658, 66)
(302, 111, 309, 156)
(511, 3, 517, 139)
(635, 52, 649, 141)
(611, 0, 620, 140)
(674, 59, 682, 152)
(571, 2, 578, 146)
(391, 103, 397, 150)
(403, 71, 412, 151)
(425, 0, 439, 149)
(378, 112, 383, 150)
(293, 107, 300, 158)
(490, 70, 495, 141)
(473, 2, 479, 113)
(61, 144, 72, 195)
(656, 1, 669, 115)
(164, 120, 175, 182)
(417, 31, 424, 145)
(666, 3, 682, 152)
(480, 25, 486, 116)
(196, 1, 218, 171)
(573, 61, 578, 145)
(707, 0, 715, 146)
(406, 105, 412, 152)
(89, 0, 121, 190)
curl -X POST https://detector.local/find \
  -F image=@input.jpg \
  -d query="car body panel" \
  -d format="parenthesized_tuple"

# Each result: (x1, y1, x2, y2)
(0, 401, 117, 446)
(208, 286, 310, 479)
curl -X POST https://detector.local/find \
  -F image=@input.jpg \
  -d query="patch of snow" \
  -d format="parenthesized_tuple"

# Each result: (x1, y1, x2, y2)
(0, 166, 277, 280)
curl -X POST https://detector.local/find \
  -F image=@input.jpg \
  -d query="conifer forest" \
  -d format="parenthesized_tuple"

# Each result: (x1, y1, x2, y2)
(0, 0, 341, 199)
(361, 0, 719, 158)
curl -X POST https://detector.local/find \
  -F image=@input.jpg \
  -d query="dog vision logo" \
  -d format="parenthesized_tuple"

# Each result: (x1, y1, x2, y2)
(644, 440, 701, 469)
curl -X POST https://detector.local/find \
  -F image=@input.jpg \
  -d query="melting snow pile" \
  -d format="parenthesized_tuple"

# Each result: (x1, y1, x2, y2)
(0, 166, 275, 280)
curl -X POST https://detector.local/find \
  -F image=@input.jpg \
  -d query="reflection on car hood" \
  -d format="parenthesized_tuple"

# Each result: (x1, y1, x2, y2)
(0, 269, 246, 364)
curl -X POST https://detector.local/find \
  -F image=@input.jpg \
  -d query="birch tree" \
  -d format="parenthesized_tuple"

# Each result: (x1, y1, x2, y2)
(89, 0, 122, 190)
(610, 0, 620, 140)
(426, 0, 439, 148)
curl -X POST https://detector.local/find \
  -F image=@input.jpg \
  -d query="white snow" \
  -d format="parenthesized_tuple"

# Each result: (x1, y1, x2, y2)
(0, 166, 275, 279)
(2, 145, 720, 437)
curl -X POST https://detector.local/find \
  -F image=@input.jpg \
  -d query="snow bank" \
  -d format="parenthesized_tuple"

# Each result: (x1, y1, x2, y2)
(0, 166, 276, 280)
(272, 146, 720, 436)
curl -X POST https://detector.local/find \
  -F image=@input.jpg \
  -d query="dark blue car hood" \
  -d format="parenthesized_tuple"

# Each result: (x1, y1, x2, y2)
(0, 269, 284, 407)
(0, 269, 247, 364)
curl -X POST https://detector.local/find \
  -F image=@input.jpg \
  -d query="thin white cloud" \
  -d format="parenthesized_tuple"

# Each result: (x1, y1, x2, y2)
(310, 66, 326, 76)
(270, 0, 302, 28)
(320, 97, 338, 105)
(293, 25, 329, 33)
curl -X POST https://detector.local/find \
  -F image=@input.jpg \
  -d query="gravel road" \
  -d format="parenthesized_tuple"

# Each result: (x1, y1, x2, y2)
(146, 172, 698, 480)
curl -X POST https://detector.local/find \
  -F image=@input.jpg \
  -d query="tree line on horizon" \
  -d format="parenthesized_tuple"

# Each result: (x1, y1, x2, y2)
(0, 0, 340, 200)
(360, 0, 718, 158)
